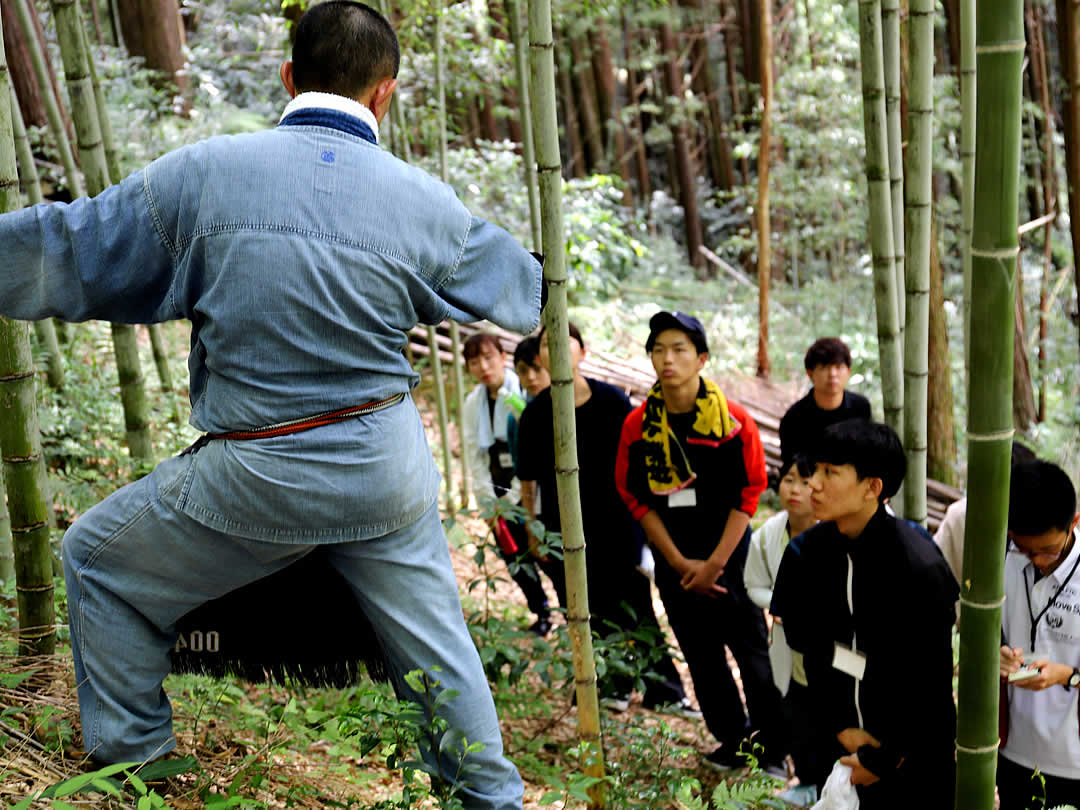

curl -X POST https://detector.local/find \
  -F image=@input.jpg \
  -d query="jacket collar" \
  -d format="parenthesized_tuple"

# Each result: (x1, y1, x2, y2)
(278, 92, 380, 144)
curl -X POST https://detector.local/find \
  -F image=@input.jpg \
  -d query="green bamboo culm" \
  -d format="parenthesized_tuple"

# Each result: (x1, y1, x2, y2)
(0, 464, 13, 583)
(11, 0, 83, 197)
(426, 325, 454, 513)
(506, 0, 542, 250)
(49, 0, 154, 461)
(857, 0, 904, 451)
(0, 19, 56, 653)
(433, 11, 470, 507)
(902, 0, 934, 524)
(881, 0, 905, 338)
(11, 85, 65, 391)
(528, 1, 606, 805)
(959, 0, 975, 403)
(953, 0, 1025, 805)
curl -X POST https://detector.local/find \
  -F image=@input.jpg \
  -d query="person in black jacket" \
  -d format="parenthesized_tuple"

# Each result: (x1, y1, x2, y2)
(779, 338, 871, 464)
(771, 420, 958, 807)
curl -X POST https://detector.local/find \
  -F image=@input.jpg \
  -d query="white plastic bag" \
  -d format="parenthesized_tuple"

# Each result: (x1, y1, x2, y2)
(810, 762, 860, 810)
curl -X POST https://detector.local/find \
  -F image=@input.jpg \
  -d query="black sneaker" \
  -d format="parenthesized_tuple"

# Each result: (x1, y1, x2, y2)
(703, 746, 745, 771)
(529, 617, 552, 637)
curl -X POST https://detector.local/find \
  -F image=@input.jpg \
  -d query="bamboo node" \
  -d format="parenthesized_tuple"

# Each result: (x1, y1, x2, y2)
(956, 741, 1000, 755)
(959, 594, 1005, 609)
(567, 616, 592, 624)
(969, 246, 1019, 260)
(16, 583, 55, 594)
(3, 453, 43, 463)
(0, 370, 35, 382)
(975, 40, 1026, 55)
(11, 521, 49, 534)
(562, 544, 585, 552)
(966, 428, 1015, 442)
(537, 163, 562, 173)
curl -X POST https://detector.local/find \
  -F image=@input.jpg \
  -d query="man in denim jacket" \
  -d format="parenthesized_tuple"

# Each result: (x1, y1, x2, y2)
(0, 4, 539, 807)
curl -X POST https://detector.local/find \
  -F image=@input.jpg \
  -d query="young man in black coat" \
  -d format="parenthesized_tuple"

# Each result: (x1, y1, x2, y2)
(771, 420, 958, 807)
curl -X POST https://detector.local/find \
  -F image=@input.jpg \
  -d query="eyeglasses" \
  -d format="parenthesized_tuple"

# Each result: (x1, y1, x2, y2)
(1007, 535, 1069, 563)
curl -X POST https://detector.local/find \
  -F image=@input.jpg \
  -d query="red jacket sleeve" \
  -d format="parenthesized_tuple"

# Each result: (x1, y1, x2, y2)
(729, 398, 767, 516)
(615, 406, 649, 522)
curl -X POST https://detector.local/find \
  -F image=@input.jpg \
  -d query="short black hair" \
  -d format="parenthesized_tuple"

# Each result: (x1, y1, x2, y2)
(463, 333, 503, 361)
(292, 2, 400, 98)
(1009, 460, 1077, 535)
(778, 453, 814, 482)
(814, 419, 906, 501)
(1011, 440, 1036, 467)
(538, 322, 584, 350)
(804, 337, 852, 371)
(513, 336, 542, 367)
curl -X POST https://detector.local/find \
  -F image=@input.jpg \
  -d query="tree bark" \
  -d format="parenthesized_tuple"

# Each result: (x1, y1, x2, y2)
(569, 33, 606, 173)
(557, 47, 586, 179)
(660, 20, 704, 272)
(2, 0, 67, 130)
(739, 0, 761, 86)
(529, 1, 607, 802)
(692, 0, 736, 190)
(1056, 0, 1080, 361)
(926, 219, 956, 485)
(115, 0, 189, 105)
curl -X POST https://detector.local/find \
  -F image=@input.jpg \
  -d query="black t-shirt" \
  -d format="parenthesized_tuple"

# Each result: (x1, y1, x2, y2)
(516, 378, 635, 557)
(778, 389, 871, 463)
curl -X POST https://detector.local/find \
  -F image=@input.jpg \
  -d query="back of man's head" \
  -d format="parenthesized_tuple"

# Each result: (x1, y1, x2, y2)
(804, 337, 852, 371)
(816, 419, 906, 500)
(292, 2, 400, 99)
(1009, 460, 1077, 535)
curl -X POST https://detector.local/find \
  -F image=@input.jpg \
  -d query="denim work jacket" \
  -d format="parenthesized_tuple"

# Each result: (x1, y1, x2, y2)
(0, 105, 542, 542)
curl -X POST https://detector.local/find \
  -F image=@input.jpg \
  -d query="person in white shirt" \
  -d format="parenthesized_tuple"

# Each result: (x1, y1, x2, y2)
(462, 333, 551, 635)
(744, 455, 818, 804)
(999, 460, 1080, 809)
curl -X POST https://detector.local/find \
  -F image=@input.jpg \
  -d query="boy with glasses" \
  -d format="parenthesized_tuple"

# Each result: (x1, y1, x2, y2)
(999, 460, 1080, 809)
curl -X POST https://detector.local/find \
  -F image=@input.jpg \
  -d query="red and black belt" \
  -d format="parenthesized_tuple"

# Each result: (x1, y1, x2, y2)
(181, 392, 407, 455)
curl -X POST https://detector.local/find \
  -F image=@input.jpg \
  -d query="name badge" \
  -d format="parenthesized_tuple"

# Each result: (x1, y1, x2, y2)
(498, 452, 514, 469)
(669, 488, 697, 508)
(832, 643, 867, 680)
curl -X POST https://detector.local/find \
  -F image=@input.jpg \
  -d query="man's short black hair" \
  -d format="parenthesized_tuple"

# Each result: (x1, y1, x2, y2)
(1009, 460, 1077, 535)
(804, 337, 852, 371)
(292, 2, 400, 98)
(514, 336, 542, 367)
(778, 453, 814, 483)
(463, 333, 503, 361)
(537, 322, 584, 350)
(815, 419, 906, 501)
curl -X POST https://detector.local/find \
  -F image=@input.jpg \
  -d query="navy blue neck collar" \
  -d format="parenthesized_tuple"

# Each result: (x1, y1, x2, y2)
(278, 108, 377, 145)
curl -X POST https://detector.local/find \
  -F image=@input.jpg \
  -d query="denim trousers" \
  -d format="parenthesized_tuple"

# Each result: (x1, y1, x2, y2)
(62, 453, 524, 810)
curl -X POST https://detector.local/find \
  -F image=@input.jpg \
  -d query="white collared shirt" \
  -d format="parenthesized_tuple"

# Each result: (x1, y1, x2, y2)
(279, 92, 380, 143)
(1002, 528, 1080, 778)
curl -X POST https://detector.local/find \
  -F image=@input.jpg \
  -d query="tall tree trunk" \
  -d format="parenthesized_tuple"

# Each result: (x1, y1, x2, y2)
(589, 24, 633, 204)
(2, 0, 65, 130)
(902, 0, 933, 523)
(660, 20, 704, 272)
(1058, 0, 1080, 360)
(1030, 3, 1055, 424)
(926, 218, 956, 485)
(569, 34, 606, 173)
(12, 0, 82, 198)
(11, 87, 64, 390)
(115, 0, 190, 106)
(691, 0, 736, 191)
(954, 0, 1024, 800)
(882, 0, 906, 347)
(556, 50, 586, 179)
(529, 2, 606, 804)
(1012, 284, 1036, 431)
(0, 29, 56, 653)
(722, 12, 750, 185)
(51, 0, 154, 460)
(739, 0, 761, 85)
(506, 0, 542, 248)
(627, 63, 651, 201)
(756, 0, 772, 378)
(960, 0, 975, 401)
(857, 0, 904, 448)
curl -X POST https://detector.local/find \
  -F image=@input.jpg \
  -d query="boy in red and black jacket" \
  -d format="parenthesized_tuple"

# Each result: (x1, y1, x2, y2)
(615, 311, 784, 771)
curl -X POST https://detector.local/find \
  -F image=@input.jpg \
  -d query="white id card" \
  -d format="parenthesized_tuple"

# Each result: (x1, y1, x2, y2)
(498, 452, 514, 469)
(668, 488, 697, 508)
(832, 643, 867, 680)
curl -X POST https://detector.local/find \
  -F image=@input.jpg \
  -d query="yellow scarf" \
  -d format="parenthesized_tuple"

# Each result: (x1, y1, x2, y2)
(642, 377, 738, 495)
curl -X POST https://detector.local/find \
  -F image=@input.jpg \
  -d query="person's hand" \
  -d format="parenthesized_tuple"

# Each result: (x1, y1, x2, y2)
(1013, 660, 1071, 691)
(839, 753, 881, 786)
(1000, 646, 1025, 680)
(771, 614, 783, 626)
(679, 559, 727, 597)
(837, 728, 880, 754)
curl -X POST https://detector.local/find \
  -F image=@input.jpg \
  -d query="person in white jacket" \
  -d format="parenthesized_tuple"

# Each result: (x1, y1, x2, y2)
(462, 333, 552, 635)
(745, 455, 817, 805)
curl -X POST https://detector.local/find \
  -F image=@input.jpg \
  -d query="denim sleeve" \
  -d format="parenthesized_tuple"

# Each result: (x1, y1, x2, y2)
(0, 168, 178, 324)
(436, 217, 542, 335)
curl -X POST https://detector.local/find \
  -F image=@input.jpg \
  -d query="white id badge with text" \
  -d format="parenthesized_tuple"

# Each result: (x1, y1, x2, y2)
(832, 643, 867, 680)
(668, 488, 697, 508)
(498, 452, 514, 469)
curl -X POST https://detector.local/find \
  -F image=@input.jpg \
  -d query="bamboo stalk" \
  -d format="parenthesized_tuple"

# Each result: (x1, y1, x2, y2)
(0, 23, 56, 653)
(954, 0, 1025, 802)
(528, 1, 606, 804)
(857, 0, 904, 447)
(902, 0, 934, 524)
(756, 0, 772, 379)
(960, 0, 975, 401)
(881, 0, 905, 337)
(0, 464, 12, 583)
(506, 0, 542, 249)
